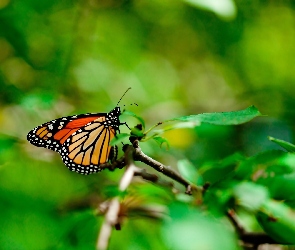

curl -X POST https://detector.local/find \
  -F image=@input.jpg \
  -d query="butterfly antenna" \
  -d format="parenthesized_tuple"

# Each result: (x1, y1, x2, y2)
(117, 87, 131, 106)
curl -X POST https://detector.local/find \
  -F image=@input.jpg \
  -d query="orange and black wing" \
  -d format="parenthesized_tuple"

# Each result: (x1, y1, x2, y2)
(60, 117, 117, 174)
(27, 113, 106, 152)
(27, 113, 105, 153)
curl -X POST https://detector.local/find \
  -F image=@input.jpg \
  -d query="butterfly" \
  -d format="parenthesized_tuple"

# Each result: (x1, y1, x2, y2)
(27, 88, 130, 175)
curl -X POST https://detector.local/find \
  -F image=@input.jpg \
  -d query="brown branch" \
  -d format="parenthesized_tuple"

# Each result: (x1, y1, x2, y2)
(119, 145, 139, 191)
(96, 145, 138, 250)
(227, 210, 278, 247)
(240, 233, 278, 246)
(133, 168, 175, 189)
(100, 142, 202, 194)
(227, 209, 245, 235)
(96, 198, 120, 250)
(130, 141, 202, 195)
(96, 162, 135, 250)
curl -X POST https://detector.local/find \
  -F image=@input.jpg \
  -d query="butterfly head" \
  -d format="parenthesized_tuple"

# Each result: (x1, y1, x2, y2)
(107, 106, 122, 129)
(110, 106, 121, 117)
(107, 88, 131, 131)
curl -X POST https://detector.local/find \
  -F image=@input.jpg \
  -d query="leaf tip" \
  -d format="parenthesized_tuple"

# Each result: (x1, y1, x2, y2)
(268, 136, 274, 141)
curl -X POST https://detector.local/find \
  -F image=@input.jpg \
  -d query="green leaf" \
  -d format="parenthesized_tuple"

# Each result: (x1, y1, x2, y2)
(204, 186, 234, 215)
(144, 106, 261, 137)
(149, 121, 201, 136)
(177, 159, 199, 184)
(269, 136, 295, 153)
(235, 150, 292, 181)
(110, 133, 130, 146)
(234, 182, 269, 212)
(235, 152, 295, 200)
(257, 200, 295, 244)
(199, 152, 244, 185)
(264, 173, 295, 202)
(162, 203, 240, 250)
(153, 136, 170, 149)
(167, 105, 262, 125)
(122, 110, 145, 129)
(145, 121, 201, 139)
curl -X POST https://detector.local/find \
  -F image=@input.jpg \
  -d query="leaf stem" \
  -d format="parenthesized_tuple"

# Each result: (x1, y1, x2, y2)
(144, 121, 163, 136)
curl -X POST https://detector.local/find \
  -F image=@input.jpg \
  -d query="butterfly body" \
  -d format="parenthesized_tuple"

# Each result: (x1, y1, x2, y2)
(27, 107, 122, 175)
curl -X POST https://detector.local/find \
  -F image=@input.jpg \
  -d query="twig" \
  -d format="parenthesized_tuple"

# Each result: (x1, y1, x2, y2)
(121, 144, 176, 190)
(96, 198, 120, 250)
(130, 141, 201, 194)
(226, 210, 278, 247)
(227, 209, 245, 235)
(102, 142, 201, 194)
(119, 145, 138, 191)
(119, 163, 138, 191)
(96, 145, 138, 250)
(240, 233, 277, 246)
(134, 169, 175, 189)
(96, 161, 136, 250)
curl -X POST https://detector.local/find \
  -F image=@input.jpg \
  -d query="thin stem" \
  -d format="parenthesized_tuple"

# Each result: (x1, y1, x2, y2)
(134, 169, 175, 189)
(240, 233, 277, 246)
(96, 198, 120, 250)
(130, 141, 201, 194)
(226, 209, 245, 235)
(134, 148, 189, 187)
(226, 209, 278, 246)
(143, 121, 163, 136)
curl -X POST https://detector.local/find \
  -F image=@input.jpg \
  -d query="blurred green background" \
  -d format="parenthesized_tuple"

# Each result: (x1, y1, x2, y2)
(1, 0, 295, 249)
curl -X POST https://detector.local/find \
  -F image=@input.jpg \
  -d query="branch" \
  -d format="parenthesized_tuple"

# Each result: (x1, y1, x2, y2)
(227, 210, 278, 247)
(130, 141, 202, 194)
(100, 141, 201, 194)
(122, 148, 179, 192)
(96, 198, 120, 250)
(96, 145, 139, 250)
(133, 168, 175, 190)
(227, 209, 245, 235)
(240, 233, 277, 246)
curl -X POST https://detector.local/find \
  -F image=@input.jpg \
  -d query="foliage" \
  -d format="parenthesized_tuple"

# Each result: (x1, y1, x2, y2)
(1, 0, 295, 249)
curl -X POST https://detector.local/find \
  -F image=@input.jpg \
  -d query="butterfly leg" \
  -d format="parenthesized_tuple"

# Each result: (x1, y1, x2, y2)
(109, 145, 118, 163)
(120, 122, 131, 130)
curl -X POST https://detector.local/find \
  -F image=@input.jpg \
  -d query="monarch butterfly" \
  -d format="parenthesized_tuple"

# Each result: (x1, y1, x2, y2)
(27, 88, 131, 175)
